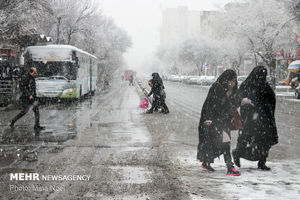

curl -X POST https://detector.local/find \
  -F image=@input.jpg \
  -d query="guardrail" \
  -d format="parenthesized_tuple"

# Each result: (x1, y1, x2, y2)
(0, 78, 20, 106)
(134, 78, 153, 105)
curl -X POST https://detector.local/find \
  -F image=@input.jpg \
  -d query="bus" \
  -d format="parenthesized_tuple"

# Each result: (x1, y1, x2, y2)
(23, 45, 97, 99)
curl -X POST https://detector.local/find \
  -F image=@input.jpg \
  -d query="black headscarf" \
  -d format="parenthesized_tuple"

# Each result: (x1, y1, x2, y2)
(152, 72, 160, 80)
(152, 72, 164, 89)
(241, 66, 268, 88)
(216, 69, 237, 94)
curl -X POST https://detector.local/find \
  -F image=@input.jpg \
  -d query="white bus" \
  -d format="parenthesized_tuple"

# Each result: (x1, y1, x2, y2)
(23, 45, 97, 99)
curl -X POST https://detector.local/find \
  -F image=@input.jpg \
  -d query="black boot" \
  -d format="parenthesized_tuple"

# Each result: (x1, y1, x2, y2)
(258, 160, 271, 170)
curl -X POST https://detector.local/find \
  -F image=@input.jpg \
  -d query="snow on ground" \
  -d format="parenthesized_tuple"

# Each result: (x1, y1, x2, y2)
(139, 78, 300, 200)
(175, 151, 300, 200)
(276, 92, 295, 97)
(285, 98, 300, 102)
(276, 86, 291, 89)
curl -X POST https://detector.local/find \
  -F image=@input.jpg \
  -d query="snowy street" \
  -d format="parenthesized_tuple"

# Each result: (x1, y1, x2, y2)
(2, 1, 300, 199)
(0, 77, 299, 199)
(152, 80, 300, 200)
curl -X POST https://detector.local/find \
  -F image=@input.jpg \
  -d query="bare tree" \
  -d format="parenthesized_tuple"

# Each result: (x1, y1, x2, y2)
(0, 0, 52, 47)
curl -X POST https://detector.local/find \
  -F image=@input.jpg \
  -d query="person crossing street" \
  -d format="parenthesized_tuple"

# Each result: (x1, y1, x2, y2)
(9, 67, 44, 130)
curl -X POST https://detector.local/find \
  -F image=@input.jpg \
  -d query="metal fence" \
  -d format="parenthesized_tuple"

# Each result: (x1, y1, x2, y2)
(0, 78, 19, 106)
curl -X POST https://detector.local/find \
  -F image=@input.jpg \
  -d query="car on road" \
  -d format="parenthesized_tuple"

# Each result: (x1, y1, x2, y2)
(237, 75, 272, 86)
(169, 75, 181, 82)
(237, 76, 247, 86)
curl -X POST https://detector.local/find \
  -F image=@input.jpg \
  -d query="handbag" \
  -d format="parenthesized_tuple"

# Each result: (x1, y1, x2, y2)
(231, 106, 243, 130)
(138, 98, 149, 109)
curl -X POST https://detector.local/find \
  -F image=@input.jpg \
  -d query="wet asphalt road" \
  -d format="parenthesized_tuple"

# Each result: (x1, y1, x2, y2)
(142, 80, 300, 200)
(0, 79, 188, 200)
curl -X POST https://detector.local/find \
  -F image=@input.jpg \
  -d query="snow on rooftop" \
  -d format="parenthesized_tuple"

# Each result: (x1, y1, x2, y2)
(26, 44, 97, 59)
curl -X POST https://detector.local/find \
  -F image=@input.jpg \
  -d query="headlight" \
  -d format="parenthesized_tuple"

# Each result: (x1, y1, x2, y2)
(62, 88, 74, 94)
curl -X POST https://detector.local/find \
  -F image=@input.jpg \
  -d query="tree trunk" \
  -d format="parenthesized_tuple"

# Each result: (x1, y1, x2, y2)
(254, 53, 258, 67)
(56, 17, 61, 44)
(67, 31, 72, 44)
(196, 63, 201, 76)
(268, 59, 276, 90)
(200, 61, 204, 75)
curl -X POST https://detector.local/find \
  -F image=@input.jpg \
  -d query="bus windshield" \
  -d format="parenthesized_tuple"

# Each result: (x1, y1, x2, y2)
(33, 62, 77, 80)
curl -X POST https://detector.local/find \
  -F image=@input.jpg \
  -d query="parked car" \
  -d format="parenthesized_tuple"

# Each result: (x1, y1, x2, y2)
(185, 76, 198, 84)
(237, 76, 247, 86)
(187, 77, 200, 84)
(200, 76, 216, 85)
(180, 75, 190, 83)
(169, 75, 181, 82)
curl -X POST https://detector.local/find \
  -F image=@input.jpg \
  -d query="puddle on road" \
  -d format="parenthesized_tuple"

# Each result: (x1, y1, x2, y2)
(107, 122, 151, 148)
(0, 98, 95, 168)
(109, 166, 152, 184)
(0, 124, 77, 168)
(0, 124, 77, 145)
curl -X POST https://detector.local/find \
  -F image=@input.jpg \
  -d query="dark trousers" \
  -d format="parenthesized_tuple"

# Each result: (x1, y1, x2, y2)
(11, 101, 40, 126)
(223, 142, 234, 169)
(149, 99, 169, 113)
(201, 142, 234, 169)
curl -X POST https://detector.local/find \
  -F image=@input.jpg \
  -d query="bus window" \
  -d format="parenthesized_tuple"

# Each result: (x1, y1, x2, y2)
(34, 62, 77, 80)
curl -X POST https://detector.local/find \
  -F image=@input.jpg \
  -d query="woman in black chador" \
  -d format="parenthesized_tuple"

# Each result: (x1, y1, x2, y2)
(233, 66, 278, 170)
(147, 73, 169, 114)
(197, 69, 240, 176)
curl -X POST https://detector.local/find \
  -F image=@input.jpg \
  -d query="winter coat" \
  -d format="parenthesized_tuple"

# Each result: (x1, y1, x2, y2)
(148, 78, 166, 106)
(236, 67, 278, 161)
(19, 73, 36, 104)
(197, 82, 233, 163)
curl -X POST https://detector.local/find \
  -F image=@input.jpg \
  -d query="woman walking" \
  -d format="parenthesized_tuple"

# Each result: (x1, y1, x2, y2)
(147, 73, 169, 114)
(233, 66, 278, 170)
(197, 69, 240, 176)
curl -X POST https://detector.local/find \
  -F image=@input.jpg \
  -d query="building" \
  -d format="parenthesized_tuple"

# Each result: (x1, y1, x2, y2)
(160, 6, 221, 46)
(160, 6, 189, 46)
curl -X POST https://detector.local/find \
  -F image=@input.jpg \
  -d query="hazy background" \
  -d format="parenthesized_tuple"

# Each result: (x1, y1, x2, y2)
(99, 0, 233, 71)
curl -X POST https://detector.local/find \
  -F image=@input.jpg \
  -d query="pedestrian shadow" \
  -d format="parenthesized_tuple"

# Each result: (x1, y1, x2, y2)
(238, 167, 272, 173)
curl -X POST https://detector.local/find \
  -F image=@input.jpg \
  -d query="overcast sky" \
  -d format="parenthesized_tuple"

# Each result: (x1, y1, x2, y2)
(98, 0, 233, 71)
